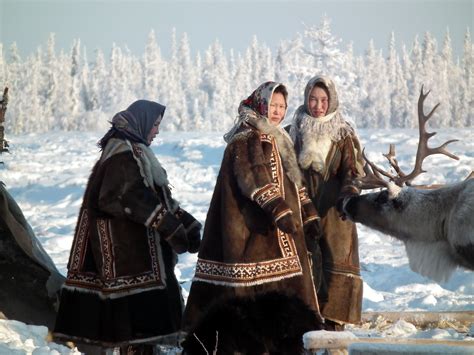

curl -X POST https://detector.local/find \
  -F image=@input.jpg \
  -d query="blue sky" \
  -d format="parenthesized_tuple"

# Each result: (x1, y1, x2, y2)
(0, 0, 472, 59)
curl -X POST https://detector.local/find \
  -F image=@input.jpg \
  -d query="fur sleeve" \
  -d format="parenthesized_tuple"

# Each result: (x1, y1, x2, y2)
(339, 133, 364, 198)
(230, 130, 277, 203)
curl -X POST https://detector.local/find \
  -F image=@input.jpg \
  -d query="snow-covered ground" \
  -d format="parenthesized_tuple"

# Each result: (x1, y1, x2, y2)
(0, 128, 473, 353)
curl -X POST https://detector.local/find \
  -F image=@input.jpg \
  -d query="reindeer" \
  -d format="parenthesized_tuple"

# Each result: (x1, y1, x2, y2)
(342, 87, 474, 283)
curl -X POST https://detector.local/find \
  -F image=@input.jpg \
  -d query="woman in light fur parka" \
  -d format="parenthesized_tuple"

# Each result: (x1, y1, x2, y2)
(289, 76, 365, 330)
(183, 81, 323, 332)
(53, 100, 201, 354)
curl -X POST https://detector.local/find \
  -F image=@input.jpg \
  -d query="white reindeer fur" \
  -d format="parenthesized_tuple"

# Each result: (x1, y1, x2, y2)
(344, 179, 474, 283)
(405, 240, 458, 283)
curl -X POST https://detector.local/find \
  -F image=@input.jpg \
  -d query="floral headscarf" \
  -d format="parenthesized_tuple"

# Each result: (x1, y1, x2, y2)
(238, 81, 286, 118)
(225, 81, 287, 142)
(99, 100, 166, 148)
(223, 81, 303, 187)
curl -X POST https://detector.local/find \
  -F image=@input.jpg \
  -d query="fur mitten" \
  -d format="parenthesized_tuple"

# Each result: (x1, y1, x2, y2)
(151, 210, 188, 254)
(299, 187, 321, 239)
(263, 197, 296, 234)
(176, 207, 202, 253)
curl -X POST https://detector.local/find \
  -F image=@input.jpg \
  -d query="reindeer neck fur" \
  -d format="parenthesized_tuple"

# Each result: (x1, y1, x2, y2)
(347, 179, 474, 283)
(352, 182, 468, 244)
(378, 184, 462, 242)
(402, 181, 474, 282)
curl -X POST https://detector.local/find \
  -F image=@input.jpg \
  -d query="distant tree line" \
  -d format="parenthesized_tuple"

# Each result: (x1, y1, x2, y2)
(0, 17, 472, 133)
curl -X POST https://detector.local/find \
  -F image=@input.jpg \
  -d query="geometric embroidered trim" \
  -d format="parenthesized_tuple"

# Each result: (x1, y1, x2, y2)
(298, 186, 312, 205)
(146, 204, 167, 228)
(252, 183, 280, 208)
(194, 254, 302, 286)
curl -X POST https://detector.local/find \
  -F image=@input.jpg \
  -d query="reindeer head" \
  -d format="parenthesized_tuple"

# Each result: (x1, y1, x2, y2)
(343, 86, 461, 231)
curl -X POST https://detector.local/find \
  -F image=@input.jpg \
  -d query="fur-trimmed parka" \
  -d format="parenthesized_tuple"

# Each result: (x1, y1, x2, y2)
(290, 76, 364, 326)
(183, 82, 321, 331)
(54, 132, 200, 347)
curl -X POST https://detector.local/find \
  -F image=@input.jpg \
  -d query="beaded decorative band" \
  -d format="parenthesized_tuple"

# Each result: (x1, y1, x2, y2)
(146, 204, 168, 229)
(252, 183, 281, 208)
(298, 187, 312, 206)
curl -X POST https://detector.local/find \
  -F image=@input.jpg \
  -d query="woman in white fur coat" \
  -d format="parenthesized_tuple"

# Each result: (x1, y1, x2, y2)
(289, 76, 365, 330)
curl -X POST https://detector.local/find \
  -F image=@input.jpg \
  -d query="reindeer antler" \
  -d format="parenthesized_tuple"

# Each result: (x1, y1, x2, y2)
(355, 149, 393, 189)
(393, 86, 459, 186)
(357, 86, 460, 190)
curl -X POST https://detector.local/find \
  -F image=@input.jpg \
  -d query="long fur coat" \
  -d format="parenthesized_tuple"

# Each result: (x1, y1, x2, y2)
(183, 120, 321, 330)
(290, 76, 365, 325)
(53, 139, 185, 348)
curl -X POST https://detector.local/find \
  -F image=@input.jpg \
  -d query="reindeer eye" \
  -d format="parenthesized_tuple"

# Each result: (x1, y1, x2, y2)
(392, 197, 404, 210)
(375, 190, 389, 204)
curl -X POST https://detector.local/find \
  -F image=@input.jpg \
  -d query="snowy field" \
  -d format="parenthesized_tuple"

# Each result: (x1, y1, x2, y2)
(0, 128, 473, 353)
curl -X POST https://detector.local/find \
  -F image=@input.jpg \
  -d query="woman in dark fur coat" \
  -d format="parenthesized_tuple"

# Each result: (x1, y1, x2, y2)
(183, 81, 323, 333)
(289, 76, 365, 330)
(53, 100, 202, 354)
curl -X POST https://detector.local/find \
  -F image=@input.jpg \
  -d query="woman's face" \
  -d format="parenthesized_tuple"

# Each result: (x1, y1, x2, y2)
(146, 117, 161, 144)
(308, 86, 329, 118)
(268, 92, 287, 126)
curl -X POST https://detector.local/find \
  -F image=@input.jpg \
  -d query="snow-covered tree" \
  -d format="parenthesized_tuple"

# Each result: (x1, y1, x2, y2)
(360, 40, 390, 128)
(1, 18, 470, 132)
(143, 29, 164, 101)
(232, 51, 252, 114)
(22, 50, 43, 132)
(6, 43, 24, 132)
(201, 40, 231, 131)
(69, 39, 83, 129)
(303, 16, 344, 75)
(39, 33, 59, 130)
(387, 33, 409, 128)
(88, 48, 106, 112)
(302, 17, 357, 120)
(0, 44, 5, 88)
(105, 43, 128, 112)
(436, 29, 455, 127)
(460, 28, 473, 126)
(408, 36, 424, 128)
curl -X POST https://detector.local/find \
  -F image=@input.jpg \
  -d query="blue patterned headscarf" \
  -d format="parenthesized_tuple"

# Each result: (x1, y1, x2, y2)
(99, 100, 166, 148)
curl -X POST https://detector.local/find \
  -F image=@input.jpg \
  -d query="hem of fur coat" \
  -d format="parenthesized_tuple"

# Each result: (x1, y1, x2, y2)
(192, 270, 303, 287)
(53, 330, 183, 349)
(61, 283, 167, 300)
(320, 270, 363, 325)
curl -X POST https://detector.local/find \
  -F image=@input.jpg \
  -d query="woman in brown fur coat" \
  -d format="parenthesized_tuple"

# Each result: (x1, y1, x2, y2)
(53, 100, 202, 354)
(289, 76, 365, 330)
(183, 81, 322, 332)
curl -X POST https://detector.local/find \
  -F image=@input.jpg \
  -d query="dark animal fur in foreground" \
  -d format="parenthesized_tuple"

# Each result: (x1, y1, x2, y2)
(182, 291, 322, 355)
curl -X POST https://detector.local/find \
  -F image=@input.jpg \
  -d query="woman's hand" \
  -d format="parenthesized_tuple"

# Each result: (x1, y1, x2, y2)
(175, 207, 202, 253)
(262, 197, 296, 234)
(152, 211, 188, 253)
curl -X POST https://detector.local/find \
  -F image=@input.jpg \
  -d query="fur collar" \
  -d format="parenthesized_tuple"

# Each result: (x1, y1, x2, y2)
(227, 107, 303, 187)
(100, 138, 169, 191)
(290, 106, 354, 172)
